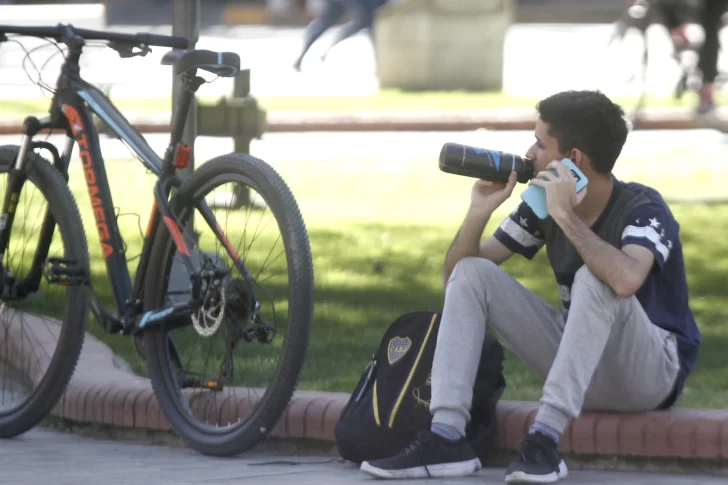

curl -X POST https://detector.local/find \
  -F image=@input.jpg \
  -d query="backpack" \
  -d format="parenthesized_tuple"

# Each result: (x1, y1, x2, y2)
(334, 311, 506, 464)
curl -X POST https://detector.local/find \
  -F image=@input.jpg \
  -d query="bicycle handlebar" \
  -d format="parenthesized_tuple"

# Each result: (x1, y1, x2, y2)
(0, 23, 189, 49)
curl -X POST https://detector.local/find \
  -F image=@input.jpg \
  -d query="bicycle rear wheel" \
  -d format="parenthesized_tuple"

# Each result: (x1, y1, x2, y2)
(143, 153, 313, 457)
(0, 145, 89, 438)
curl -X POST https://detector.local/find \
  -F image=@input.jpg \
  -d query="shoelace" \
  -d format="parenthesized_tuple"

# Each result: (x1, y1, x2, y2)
(404, 431, 434, 479)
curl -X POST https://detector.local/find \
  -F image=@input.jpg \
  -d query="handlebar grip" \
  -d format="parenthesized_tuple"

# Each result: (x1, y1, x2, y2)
(136, 33, 189, 49)
(0, 24, 190, 50)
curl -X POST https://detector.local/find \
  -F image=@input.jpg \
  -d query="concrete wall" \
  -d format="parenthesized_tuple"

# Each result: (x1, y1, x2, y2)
(374, 0, 514, 91)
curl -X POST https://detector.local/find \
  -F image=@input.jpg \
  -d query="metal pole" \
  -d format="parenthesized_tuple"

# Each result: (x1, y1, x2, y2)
(232, 71, 251, 208)
(172, 0, 199, 178)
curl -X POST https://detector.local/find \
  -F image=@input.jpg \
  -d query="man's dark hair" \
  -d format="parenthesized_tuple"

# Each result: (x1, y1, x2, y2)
(536, 90, 629, 174)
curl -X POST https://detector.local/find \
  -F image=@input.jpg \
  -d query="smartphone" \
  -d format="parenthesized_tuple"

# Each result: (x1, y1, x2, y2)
(520, 158, 589, 219)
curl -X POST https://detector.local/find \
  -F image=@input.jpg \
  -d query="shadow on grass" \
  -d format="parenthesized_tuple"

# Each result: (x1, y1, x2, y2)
(298, 222, 560, 395)
(30, 209, 728, 409)
(300, 217, 728, 409)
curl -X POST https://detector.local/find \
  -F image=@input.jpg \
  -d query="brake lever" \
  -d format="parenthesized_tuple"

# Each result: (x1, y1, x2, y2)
(108, 40, 151, 58)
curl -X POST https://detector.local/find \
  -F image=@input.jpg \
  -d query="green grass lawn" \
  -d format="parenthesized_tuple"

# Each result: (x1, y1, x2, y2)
(10, 140, 728, 409)
(1, 89, 724, 118)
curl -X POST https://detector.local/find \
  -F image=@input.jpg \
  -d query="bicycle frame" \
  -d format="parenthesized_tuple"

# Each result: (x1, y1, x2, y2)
(0, 34, 241, 335)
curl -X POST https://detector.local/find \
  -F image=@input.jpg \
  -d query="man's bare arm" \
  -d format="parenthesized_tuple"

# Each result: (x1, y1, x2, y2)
(554, 211, 655, 297)
(442, 208, 513, 285)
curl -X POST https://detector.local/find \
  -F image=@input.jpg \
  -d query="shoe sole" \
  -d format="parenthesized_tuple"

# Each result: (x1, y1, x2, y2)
(360, 457, 482, 479)
(505, 459, 568, 484)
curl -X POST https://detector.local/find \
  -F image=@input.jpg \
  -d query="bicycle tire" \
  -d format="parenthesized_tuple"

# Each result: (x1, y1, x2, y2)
(0, 145, 89, 438)
(143, 152, 314, 457)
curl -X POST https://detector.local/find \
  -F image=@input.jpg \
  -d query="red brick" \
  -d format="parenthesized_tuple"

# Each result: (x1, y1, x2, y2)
(322, 397, 348, 441)
(571, 412, 599, 455)
(124, 388, 144, 427)
(57, 388, 73, 420)
(721, 416, 728, 459)
(502, 403, 537, 450)
(73, 382, 95, 422)
(185, 391, 205, 419)
(133, 388, 156, 429)
(494, 402, 510, 449)
(200, 392, 219, 425)
(642, 413, 672, 457)
(286, 397, 311, 439)
(689, 411, 723, 459)
(102, 386, 120, 425)
(303, 398, 331, 440)
(218, 395, 240, 427)
(112, 387, 140, 428)
(54, 389, 68, 419)
(84, 385, 107, 424)
(660, 410, 695, 458)
(270, 412, 286, 438)
(523, 408, 538, 433)
(617, 413, 646, 456)
(145, 391, 165, 430)
(593, 412, 621, 455)
(237, 395, 257, 422)
(91, 383, 113, 423)
(159, 410, 171, 431)
(558, 421, 573, 454)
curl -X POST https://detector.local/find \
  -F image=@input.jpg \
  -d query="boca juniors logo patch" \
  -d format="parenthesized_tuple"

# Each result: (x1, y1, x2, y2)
(387, 337, 412, 365)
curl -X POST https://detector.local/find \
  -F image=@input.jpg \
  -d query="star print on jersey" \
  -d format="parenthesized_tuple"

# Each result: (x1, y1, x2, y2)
(622, 204, 676, 268)
(494, 202, 545, 259)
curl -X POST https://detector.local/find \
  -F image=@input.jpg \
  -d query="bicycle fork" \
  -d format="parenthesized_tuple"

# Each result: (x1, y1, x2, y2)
(0, 117, 81, 300)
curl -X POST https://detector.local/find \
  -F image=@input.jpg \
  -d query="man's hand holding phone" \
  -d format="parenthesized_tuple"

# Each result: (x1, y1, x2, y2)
(521, 158, 589, 220)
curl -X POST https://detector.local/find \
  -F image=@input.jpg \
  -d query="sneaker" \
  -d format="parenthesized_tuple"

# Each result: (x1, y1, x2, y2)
(359, 429, 482, 479)
(505, 432, 567, 483)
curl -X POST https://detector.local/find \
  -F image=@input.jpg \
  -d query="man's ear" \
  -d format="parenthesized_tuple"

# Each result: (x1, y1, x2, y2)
(568, 149, 586, 170)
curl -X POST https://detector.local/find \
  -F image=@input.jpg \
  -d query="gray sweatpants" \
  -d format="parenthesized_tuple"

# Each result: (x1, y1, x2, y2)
(430, 257, 680, 435)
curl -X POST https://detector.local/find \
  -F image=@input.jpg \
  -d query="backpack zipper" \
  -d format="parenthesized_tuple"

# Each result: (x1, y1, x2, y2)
(356, 357, 377, 402)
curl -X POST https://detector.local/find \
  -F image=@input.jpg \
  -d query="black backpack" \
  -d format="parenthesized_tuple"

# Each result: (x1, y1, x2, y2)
(334, 311, 506, 464)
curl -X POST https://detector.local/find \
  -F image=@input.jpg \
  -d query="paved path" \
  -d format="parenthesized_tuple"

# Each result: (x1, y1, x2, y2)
(1, 22, 728, 100)
(0, 427, 723, 485)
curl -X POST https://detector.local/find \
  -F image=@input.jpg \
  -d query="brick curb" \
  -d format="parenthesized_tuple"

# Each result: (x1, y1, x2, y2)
(5, 311, 728, 468)
(0, 108, 726, 135)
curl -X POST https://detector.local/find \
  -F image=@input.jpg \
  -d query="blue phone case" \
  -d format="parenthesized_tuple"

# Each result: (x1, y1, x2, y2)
(520, 158, 589, 219)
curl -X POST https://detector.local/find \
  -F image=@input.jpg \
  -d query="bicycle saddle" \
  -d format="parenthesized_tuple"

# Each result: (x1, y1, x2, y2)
(161, 49, 240, 78)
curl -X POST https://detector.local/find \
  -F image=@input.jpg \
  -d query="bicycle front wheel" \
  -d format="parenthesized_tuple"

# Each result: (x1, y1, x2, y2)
(0, 145, 89, 438)
(143, 152, 314, 457)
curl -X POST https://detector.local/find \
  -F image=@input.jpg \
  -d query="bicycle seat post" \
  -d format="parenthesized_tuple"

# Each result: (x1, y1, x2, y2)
(163, 71, 205, 175)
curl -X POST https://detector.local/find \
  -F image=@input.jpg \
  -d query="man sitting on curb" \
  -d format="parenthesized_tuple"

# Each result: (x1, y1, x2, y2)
(359, 90, 702, 483)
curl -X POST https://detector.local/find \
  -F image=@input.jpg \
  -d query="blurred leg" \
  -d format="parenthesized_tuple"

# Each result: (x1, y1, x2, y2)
(294, 0, 345, 70)
(321, 0, 374, 60)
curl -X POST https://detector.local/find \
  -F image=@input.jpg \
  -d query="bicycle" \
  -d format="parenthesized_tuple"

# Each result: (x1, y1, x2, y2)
(0, 23, 314, 457)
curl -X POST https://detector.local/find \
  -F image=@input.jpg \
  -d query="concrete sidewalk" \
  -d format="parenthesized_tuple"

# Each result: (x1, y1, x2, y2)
(4, 427, 725, 485)
(1, 106, 725, 135)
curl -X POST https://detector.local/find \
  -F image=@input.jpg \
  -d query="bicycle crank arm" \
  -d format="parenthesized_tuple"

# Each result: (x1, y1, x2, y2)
(136, 301, 194, 333)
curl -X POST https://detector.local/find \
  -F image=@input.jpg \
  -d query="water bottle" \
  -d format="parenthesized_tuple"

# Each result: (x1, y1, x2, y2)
(438, 143, 534, 184)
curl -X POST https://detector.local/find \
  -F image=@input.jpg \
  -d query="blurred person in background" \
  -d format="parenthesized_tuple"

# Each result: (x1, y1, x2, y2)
(293, 0, 388, 71)
(693, 0, 728, 113)
(628, 0, 726, 115)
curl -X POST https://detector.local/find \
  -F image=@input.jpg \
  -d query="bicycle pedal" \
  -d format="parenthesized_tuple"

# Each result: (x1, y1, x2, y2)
(44, 257, 86, 286)
(179, 375, 224, 391)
